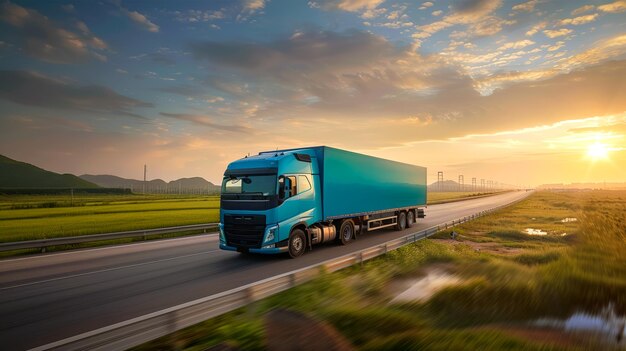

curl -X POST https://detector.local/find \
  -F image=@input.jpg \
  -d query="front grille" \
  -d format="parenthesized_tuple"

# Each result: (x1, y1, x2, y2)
(224, 214, 266, 248)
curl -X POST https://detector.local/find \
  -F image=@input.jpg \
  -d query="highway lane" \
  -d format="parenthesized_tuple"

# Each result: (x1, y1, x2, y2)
(0, 191, 530, 350)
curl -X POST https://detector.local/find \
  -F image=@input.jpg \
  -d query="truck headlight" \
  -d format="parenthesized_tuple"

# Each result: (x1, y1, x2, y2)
(219, 224, 225, 243)
(264, 225, 278, 243)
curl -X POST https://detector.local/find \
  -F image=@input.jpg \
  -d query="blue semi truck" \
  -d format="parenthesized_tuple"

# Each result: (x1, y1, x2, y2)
(219, 146, 427, 258)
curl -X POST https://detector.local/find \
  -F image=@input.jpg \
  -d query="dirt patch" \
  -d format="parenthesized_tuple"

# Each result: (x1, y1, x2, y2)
(433, 238, 523, 256)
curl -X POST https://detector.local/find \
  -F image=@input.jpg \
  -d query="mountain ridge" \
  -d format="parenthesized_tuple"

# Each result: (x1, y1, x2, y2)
(0, 154, 99, 188)
(79, 174, 220, 192)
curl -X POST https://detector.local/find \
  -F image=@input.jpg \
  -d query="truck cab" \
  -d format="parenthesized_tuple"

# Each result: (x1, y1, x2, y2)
(219, 149, 321, 255)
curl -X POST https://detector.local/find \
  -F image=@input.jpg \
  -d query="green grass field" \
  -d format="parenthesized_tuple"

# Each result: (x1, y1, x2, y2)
(0, 191, 498, 244)
(0, 194, 220, 242)
(135, 190, 626, 351)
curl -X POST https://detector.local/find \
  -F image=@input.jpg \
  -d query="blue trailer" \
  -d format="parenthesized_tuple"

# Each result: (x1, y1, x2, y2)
(219, 146, 427, 258)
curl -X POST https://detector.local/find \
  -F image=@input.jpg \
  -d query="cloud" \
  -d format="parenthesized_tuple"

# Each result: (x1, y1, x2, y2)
(0, 2, 107, 63)
(598, 0, 626, 13)
(183, 26, 626, 151)
(190, 29, 397, 72)
(498, 39, 535, 51)
(413, 0, 503, 41)
(525, 21, 546, 36)
(242, 0, 266, 11)
(571, 5, 594, 15)
(0, 70, 152, 117)
(237, 0, 267, 21)
(512, 0, 539, 12)
(419, 2, 434, 10)
(557, 14, 598, 26)
(159, 112, 250, 133)
(555, 34, 626, 71)
(130, 49, 177, 66)
(432, 10, 443, 16)
(172, 9, 225, 22)
(361, 7, 387, 18)
(116, 2, 159, 32)
(543, 28, 572, 38)
(309, 0, 385, 12)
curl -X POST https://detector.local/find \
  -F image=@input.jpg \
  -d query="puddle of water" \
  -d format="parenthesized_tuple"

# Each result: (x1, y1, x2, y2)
(533, 304, 626, 344)
(389, 268, 461, 304)
(561, 218, 578, 223)
(525, 228, 548, 235)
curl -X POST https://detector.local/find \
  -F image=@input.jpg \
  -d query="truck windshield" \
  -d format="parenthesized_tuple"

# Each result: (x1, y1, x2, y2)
(221, 175, 277, 196)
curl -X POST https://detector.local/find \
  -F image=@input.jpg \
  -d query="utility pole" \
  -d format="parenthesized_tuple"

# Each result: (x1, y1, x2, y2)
(481, 179, 485, 192)
(472, 177, 476, 192)
(458, 175, 464, 192)
(437, 171, 444, 192)
(143, 164, 147, 194)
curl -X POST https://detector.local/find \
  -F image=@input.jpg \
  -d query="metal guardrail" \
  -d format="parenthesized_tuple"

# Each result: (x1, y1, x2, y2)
(31, 192, 532, 351)
(0, 223, 219, 253)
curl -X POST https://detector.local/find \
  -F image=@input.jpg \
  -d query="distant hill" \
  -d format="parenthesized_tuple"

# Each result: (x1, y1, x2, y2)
(80, 174, 220, 194)
(0, 154, 98, 188)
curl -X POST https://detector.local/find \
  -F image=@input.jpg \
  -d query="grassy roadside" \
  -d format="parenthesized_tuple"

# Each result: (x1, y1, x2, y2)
(428, 190, 511, 204)
(135, 190, 626, 350)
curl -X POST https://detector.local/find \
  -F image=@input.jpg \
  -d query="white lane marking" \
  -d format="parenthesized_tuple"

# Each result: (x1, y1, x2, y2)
(0, 249, 220, 291)
(0, 233, 219, 263)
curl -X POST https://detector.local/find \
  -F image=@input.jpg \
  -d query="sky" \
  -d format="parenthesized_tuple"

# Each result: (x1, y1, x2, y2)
(0, 0, 625, 187)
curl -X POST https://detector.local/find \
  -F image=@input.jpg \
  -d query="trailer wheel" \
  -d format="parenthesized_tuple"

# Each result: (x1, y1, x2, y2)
(339, 219, 355, 245)
(288, 229, 306, 258)
(395, 212, 407, 231)
(406, 210, 415, 228)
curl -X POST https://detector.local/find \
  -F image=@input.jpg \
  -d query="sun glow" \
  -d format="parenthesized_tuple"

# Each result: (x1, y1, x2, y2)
(586, 142, 609, 160)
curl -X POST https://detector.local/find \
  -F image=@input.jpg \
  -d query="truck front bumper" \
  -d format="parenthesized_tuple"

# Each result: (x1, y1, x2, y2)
(219, 243, 288, 254)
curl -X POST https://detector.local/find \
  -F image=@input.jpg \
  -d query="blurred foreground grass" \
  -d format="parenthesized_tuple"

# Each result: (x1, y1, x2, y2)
(136, 190, 626, 350)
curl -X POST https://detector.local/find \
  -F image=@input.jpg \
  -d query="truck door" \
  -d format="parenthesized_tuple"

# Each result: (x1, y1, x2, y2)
(297, 175, 316, 222)
(275, 175, 302, 232)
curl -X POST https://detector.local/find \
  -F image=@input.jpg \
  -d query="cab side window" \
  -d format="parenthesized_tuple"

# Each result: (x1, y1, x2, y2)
(298, 175, 311, 193)
(287, 176, 297, 197)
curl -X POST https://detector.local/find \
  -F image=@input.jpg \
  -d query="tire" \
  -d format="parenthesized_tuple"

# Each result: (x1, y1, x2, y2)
(339, 219, 355, 245)
(395, 212, 407, 231)
(406, 210, 415, 228)
(288, 229, 306, 258)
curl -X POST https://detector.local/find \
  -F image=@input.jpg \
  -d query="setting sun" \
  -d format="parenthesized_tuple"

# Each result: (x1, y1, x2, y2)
(586, 142, 609, 160)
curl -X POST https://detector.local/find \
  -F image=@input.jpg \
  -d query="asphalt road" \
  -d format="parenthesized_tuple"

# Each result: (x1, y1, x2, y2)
(0, 191, 530, 350)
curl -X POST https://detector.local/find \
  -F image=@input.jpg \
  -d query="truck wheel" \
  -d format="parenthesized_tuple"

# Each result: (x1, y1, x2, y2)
(288, 229, 306, 258)
(339, 219, 355, 245)
(395, 212, 407, 231)
(406, 210, 415, 228)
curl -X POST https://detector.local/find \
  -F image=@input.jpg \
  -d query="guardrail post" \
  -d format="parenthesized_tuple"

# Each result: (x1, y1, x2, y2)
(289, 273, 297, 287)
